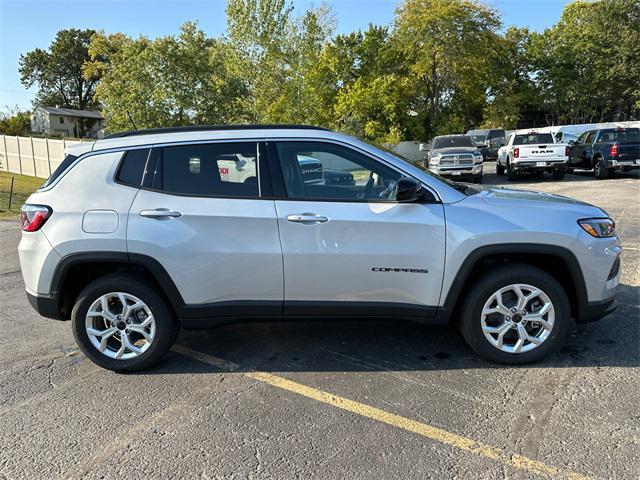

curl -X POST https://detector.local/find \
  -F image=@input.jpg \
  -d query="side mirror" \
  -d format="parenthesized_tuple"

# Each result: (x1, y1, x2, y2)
(395, 177, 428, 203)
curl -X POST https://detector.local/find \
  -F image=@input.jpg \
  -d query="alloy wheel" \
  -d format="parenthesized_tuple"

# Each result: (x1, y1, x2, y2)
(480, 283, 555, 354)
(85, 292, 156, 360)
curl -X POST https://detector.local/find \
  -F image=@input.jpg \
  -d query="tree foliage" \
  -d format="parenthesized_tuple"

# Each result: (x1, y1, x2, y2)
(0, 107, 31, 136)
(69, 0, 640, 140)
(20, 29, 100, 110)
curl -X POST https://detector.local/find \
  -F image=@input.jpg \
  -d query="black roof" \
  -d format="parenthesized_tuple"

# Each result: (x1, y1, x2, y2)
(105, 124, 330, 139)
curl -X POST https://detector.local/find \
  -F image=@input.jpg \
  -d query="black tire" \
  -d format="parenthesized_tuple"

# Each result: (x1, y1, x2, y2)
(458, 264, 571, 365)
(533, 171, 545, 180)
(473, 175, 483, 184)
(552, 170, 565, 180)
(593, 157, 611, 179)
(72, 273, 179, 372)
(496, 162, 505, 175)
(506, 158, 517, 181)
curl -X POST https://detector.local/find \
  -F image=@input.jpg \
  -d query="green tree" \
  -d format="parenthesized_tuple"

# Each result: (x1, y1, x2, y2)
(393, 0, 502, 139)
(533, 0, 640, 124)
(19, 29, 100, 110)
(225, 0, 335, 124)
(0, 107, 31, 136)
(87, 23, 251, 132)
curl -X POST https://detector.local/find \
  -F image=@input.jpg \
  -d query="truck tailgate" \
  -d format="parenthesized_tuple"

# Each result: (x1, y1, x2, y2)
(517, 144, 567, 160)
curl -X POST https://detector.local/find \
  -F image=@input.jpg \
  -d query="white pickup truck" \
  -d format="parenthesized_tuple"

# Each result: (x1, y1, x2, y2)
(497, 130, 569, 181)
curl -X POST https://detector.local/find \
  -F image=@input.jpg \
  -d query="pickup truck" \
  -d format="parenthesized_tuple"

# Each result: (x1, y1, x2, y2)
(497, 130, 569, 181)
(466, 128, 505, 161)
(568, 127, 640, 179)
(427, 134, 483, 183)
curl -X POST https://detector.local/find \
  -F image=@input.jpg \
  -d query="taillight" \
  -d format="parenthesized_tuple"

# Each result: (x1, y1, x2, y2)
(20, 204, 51, 232)
(513, 148, 519, 158)
(609, 143, 618, 157)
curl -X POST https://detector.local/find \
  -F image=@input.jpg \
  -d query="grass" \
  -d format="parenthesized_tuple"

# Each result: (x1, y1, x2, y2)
(0, 172, 44, 220)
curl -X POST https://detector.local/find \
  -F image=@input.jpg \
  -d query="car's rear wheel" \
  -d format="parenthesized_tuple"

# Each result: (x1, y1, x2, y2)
(506, 158, 517, 181)
(459, 264, 570, 364)
(72, 273, 179, 372)
(594, 157, 611, 179)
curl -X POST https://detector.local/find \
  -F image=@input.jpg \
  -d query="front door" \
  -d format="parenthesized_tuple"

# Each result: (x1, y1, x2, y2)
(127, 141, 283, 317)
(570, 131, 595, 168)
(271, 141, 446, 318)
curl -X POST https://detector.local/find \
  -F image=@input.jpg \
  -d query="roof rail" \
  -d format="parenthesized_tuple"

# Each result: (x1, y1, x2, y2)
(104, 124, 331, 139)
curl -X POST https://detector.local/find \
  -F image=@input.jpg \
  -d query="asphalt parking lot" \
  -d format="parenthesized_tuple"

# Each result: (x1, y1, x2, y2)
(1, 165, 638, 480)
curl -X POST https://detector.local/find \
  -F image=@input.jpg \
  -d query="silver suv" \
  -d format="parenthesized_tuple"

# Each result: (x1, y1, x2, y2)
(18, 125, 620, 371)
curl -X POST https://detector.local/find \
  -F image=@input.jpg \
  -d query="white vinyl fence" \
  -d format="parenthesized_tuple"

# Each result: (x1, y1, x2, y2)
(0, 135, 91, 179)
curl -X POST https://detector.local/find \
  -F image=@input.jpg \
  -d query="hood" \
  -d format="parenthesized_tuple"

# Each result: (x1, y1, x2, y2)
(473, 185, 608, 216)
(433, 146, 478, 155)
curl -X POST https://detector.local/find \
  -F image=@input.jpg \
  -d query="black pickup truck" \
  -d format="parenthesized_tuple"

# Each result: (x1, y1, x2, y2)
(568, 127, 640, 179)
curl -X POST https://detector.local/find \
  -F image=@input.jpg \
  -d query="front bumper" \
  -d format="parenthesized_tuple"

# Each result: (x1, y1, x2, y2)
(429, 164, 483, 178)
(578, 296, 617, 323)
(511, 160, 568, 171)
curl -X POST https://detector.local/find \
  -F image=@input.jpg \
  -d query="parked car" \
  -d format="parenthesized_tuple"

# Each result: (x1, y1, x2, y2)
(497, 130, 569, 181)
(19, 125, 619, 371)
(427, 135, 483, 183)
(567, 128, 640, 179)
(466, 129, 506, 161)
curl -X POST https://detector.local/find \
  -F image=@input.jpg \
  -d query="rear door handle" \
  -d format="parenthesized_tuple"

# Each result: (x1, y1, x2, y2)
(286, 214, 328, 224)
(139, 208, 182, 219)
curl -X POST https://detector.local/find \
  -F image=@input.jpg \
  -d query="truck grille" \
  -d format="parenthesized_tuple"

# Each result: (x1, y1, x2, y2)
(440, 154, 474, 166)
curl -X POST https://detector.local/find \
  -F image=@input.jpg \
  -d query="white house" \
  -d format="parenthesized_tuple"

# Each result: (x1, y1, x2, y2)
(30, 106, 104, 139)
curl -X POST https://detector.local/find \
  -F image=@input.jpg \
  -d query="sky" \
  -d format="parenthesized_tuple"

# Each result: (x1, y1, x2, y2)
(0, 0, 571, 110)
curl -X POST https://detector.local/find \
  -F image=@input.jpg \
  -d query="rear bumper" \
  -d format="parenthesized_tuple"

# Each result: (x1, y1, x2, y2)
(26, 290, 65, 320)
(606, 158, 640, 169)
(512, 160, 568, 171)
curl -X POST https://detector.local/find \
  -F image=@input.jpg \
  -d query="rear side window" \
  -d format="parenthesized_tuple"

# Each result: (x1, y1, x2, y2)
(41, 153, 77, 188)
(116, 149, 150, 187)
(152, 142, 259, 198)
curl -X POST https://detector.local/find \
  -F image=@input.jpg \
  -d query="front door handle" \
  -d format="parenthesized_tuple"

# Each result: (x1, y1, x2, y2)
(139, 208, 182, 219)
(286, 213, 329, 224)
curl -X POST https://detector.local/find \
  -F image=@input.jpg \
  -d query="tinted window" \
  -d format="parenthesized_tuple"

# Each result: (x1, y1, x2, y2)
(585, 131, 596, 144)
(432, 136, 475, 149)
(153, 142, 258, 197)
(41, 153, 78, 188)
(116, 149, 150, 187)
(597, 128, 639, 143)
(275, 142, 401, 201)
(513, 133, 554, 145)
(488, 130, 504, 139)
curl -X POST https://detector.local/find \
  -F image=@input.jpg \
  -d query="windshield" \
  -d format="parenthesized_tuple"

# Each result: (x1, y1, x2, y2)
(432, 136, 475, 149)
(513, 133, 554, 145)
(470, 135, 487, 144)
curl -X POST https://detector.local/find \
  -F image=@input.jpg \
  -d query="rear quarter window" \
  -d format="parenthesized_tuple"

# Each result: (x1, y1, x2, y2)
(40, 153, 78, 188)
(116, 149, 151, 187)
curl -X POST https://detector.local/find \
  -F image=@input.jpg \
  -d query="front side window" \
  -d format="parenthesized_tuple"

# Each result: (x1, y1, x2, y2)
(275, 142, 402, 201)
(513, 133, 554, 145)
(153, 142, 258, 197)
(585, 131, 597, 144)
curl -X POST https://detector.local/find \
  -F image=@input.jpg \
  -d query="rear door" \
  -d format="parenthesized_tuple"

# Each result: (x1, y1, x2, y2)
(270, 140, 446, 318)
(127, 141, 283, 317)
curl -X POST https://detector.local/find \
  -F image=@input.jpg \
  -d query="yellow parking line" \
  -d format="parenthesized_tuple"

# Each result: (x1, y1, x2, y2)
(175, 346, 592, 480)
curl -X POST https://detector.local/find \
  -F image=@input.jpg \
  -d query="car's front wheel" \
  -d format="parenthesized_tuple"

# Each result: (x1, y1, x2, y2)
(496, 162, 505, 175)
(459, 264, 570, 364)
(72, 273, 179, 372)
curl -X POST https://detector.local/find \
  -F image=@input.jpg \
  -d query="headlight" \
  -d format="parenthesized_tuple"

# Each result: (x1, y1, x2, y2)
(429, 154, 441, 166)
(473, 153, 483, 163)
(578, 218, 616, 238)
